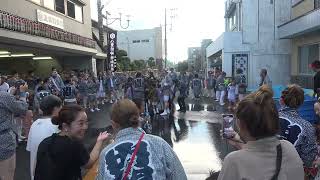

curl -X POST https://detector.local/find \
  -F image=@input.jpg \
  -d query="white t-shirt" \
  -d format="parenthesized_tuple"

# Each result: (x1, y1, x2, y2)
(26, 118, 59, 180)
(0, 82, 9, 92)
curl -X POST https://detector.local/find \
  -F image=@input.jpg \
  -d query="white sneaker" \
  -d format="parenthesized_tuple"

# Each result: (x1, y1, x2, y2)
(90, 109, 95, 112)
(220, 103, 225, 106)
(160, 111, 168, 116)
(18, 135, 27, 142)
(95, 108, 101, 111)
(101, 102, 104, 105)
(215, 99, 219, 102)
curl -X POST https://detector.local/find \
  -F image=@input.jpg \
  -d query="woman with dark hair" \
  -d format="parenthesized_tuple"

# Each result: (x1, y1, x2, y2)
(97, 99, 186, 180)
(218, 85, 304, 180)
(34, 105, 109, 180)
(279, 85, 317, 178)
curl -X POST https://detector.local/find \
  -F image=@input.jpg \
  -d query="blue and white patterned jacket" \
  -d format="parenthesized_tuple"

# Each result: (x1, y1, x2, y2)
(0, 92, 28, 160)
(97, 128, 187, 180)
(279, 108, 317, 167)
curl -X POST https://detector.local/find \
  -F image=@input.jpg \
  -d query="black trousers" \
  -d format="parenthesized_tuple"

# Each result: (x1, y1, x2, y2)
(177, 96, 186, 111)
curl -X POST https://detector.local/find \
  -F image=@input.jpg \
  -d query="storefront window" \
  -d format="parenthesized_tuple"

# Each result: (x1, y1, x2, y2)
(55, 0, 65, 14)
(43, 0, 55, 10)
(299, 44, 319, 75)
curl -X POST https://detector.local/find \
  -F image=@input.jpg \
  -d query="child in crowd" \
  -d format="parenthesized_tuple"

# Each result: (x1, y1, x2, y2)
(63, 79, 78, 105)
(97, 72, 105, 105)
(235, 68, 247, 101)
(216, 72, 226, 106)
(125, 77, 134, 100)
(87, 77, 100, 112)
(227, 78, 237, 111)
(78, 76, 89, 109)
(161, 75, 173, 116)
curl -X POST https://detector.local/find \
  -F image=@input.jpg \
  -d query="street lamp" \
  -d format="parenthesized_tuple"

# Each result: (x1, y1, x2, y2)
(103, 11, 131, 29)
(97, 0, 131, 46)
(164, 8, 177, 69)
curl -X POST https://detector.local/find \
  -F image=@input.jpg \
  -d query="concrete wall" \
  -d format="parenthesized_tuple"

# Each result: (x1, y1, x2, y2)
(242, 0, 258, 44)
(92, 27, 108, 46)
(292, 0, 314, 19)
(250, 54, 291, 88)
(1, 0, 92, 38)
(222, 0, 292, 88)
(154, 27, 163, 60)
(117, 28, 162, 61)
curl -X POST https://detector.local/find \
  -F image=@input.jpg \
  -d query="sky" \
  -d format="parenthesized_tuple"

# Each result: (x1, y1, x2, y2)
(90, 0, 225, 63)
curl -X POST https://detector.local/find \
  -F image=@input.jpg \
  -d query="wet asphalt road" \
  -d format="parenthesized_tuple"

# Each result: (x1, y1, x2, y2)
(15, 97, 234, 180)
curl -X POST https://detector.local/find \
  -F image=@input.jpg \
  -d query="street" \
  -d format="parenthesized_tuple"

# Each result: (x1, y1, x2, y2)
(15, 97, 234, 180)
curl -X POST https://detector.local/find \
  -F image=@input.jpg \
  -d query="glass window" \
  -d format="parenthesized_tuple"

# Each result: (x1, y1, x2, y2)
(30, 0, 41, 4)
(67, 1, 75, 18)
(299, 44, 319, 74)
(43, 0, 55, 10)
(55, 0, 65, 14)
(316, 0, 320, 9)
(74, 4, 83, 22)
(292, 0, 303, 7)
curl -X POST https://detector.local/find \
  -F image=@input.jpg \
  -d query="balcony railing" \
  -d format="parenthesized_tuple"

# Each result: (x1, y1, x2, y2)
(0, 10, 95, 49)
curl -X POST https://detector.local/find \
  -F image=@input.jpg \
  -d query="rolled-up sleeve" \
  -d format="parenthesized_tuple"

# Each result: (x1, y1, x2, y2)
(163, 142, 187, 180)
(4, 94, 28, 115)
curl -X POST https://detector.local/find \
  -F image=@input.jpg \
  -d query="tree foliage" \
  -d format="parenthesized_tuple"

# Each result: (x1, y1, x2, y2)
(116, 49, 131, 71)
(176, 61, 189, 72)
(147, 57, 156, 68)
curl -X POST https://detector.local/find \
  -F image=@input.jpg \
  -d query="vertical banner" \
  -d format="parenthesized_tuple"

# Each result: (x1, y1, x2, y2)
(91, 58, 97, 77)
(107, 30, 117, 72)
(232, 54, 248, 84)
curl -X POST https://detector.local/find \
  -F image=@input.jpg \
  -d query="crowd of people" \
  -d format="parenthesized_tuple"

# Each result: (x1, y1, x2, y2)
(3, 63, 320, 180)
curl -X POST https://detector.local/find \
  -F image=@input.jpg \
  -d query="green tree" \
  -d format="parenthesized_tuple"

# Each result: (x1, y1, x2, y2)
(147, 57, 156, 68)
(116, 49, 130, 71)
(176, 61, 189, 72)
(132, 60, 146, 70)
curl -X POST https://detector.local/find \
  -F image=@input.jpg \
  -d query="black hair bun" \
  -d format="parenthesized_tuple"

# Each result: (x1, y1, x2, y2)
(51, 116, 60, 126)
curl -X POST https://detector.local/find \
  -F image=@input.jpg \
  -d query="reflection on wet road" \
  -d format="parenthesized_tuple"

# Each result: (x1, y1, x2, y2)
(153, 100, 233, 179)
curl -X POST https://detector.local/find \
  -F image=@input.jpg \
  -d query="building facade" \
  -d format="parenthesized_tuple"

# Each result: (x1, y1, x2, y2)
(0, 0, 98, 76)
(200, 39, 212, 76)
(187, 47, 201, 72)
(117, 27, 163, 62)
(278, 0, 320, 89)
(207, 0, 292, 88)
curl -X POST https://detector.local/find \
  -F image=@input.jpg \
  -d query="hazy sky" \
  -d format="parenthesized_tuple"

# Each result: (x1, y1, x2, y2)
(91, 0, 225, 63)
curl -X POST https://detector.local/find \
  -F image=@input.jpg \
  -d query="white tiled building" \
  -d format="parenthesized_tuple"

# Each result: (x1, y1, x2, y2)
(117, 27, 163, 61)
(207, 0, 292, 88)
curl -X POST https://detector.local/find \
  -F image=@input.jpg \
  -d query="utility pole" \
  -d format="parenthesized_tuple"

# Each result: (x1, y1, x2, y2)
(164, 8, 167, 69)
